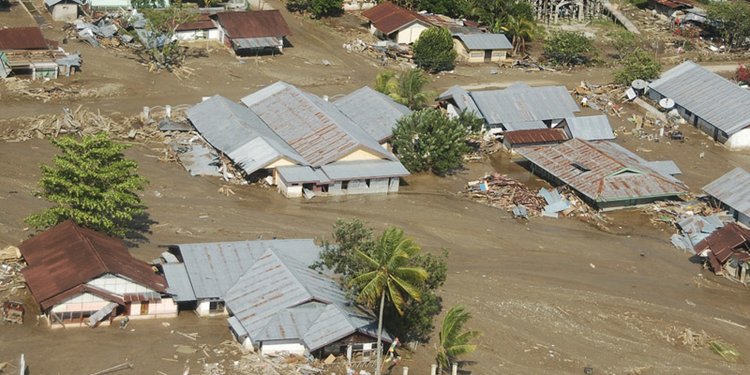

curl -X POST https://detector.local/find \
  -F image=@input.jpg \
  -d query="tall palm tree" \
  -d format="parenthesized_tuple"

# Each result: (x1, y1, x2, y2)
(396, 68, 431, 110)
(350, 227, 428, 375)
(499, 15, 538, 56)
(436, 305, 480, 373)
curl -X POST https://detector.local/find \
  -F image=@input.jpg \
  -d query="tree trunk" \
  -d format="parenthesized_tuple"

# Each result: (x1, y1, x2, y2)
(375, 290, 385, 375)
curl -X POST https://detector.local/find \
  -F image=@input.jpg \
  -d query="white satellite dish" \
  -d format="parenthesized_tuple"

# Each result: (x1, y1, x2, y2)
(659, 98, 675, 110)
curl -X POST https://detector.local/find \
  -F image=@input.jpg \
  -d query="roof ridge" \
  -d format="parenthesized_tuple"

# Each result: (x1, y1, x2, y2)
(589, 140, 686, 191)
(71, 222, 110, 274)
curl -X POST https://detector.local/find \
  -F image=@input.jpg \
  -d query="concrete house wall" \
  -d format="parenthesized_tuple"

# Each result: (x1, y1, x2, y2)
(50, 3, 78, 21)
(396, 23, 427, 44)
(175, 28, 220, 41)
(453, 39, 508, 63)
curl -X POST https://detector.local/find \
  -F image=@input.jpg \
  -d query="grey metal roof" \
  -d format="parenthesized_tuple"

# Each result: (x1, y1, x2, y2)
(470, 85, 580, 126)
(185, 95, 307, 176)
(453, 33, 512, 50)
(703, 167, 750, 217)
(438, 85, 481, 116)
(240, 82, 395, 167)
(564, 115, 615, 140)
(643, 160, 682, 176)
(503, 120, 547, 131)
(224, 248, 389, 352)
(276, 165, 330, 184)
(334, 86, 412, 142)
(648, 61, 750, 136)
(232, 37, 281, 50)
(172, 239, 320, 299)
(320, 160, 410, 181)
(162, 263, 196, 302)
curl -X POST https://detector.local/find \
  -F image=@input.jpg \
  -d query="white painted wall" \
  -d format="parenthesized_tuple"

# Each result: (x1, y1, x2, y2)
(197, 300, 228, 316)
(129, 298, 177, 319)
(175, 28, 220, 41)
(397, 23, 428, 44)
(277, 177, 303, 198)
(50, 4, 78, 21)
(260, 341, 306, 356)
(726, 128, 750, 150)
(88, 274, 153, 295)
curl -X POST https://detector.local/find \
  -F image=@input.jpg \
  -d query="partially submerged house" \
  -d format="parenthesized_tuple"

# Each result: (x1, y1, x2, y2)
(0, 27, 80, 80)
(213, 11, 291, 55)
(175, 14, 220, 41)
(517, 139, 688, 210)
(45, 0, 83, 21)
(185, 82, 410, 198)
(647, 61, 750, 150)
(559, 115, 615, 141)
(694, 223, 750, 284)
(452, 33, 512, 63)
(703, 167, 750, 227)
(438, 83, 580, 136)
(502, 128, 568, 151)
(19, 221, 176, 328)
(362, 2, 433, 44)
(163, 240, 391, 357)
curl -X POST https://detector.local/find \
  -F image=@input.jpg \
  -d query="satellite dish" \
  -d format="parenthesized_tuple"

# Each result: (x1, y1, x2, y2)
(659, 98, 675, 110)
(631, 79, 648, 90)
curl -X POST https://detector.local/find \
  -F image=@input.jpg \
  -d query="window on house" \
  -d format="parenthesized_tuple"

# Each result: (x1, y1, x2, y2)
(341, 181, 349, 190)
(209, 301, 225, 312)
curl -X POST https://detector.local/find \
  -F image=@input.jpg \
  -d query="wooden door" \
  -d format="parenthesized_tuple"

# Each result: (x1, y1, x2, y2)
(140, 302, 149, 315)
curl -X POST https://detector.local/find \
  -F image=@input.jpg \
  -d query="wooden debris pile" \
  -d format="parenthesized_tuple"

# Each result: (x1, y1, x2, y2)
(0, 106, 163, 142)
(187, 340, 326, 375)
(0, 246, 25, 302)
(573, 81, 626, 117)
(466, 174, 547, 215)
(1, 78, 122, 103)
(642, 199, 716, 227)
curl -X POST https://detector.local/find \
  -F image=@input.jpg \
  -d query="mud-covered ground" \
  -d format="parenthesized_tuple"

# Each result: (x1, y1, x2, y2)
(2, 0, 750, 374)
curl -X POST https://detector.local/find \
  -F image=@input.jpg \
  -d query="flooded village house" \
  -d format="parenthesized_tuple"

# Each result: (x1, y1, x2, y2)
(185, 82, 411, 198)
(19, 221, 177, 328)
(161, 239, 391, 358)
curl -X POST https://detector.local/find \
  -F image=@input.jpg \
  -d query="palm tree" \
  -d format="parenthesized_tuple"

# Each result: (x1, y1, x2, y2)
(436, 305, 480, 373)
(396, 68, 431, 110)
(350, 226, 428, 375)
(499, 15, 538, 56)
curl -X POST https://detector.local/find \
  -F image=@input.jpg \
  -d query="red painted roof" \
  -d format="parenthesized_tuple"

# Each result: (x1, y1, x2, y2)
(504, 128, 568, 145)
(20, 221, 168, 310)
(0, 27, 50, 50)
(214, 10, 291, 39)
(694, 223, 750, 274)
(362, 2, 433, 35)
(176, 14, 217, 31)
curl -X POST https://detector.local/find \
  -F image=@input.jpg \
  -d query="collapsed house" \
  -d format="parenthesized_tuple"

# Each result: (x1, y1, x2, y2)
(185, 82, 411, 198)
(694, 223, 750, 284)
(162, 240, 391, 357)
(703, 167, 750, 227)
(19, 221, 177, 328)
(439, 84, 617, 139)
(0, 27, 81, 80)
(517, 138, 688, 210)
(362, 1, 434, 44)
(452, 33, 512, 63)
(647, 61, 750, 150)
(213, 11, 291, 55)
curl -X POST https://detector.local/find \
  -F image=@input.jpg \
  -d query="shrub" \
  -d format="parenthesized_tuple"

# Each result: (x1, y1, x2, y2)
(543, 31, 594, 66)
(613, 49, 661, 85)
(413, 27, 457, 73)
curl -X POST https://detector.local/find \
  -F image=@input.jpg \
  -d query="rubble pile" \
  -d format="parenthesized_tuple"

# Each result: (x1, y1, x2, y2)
(642, 200, 728, 251)
(342, 38, 412, 65)
(0, 246, 25, 303)
(573, 81, 626, 117)
(189, 340, 329, 375)
(1, 77, 122, 103)
(0, 106, 164, 142)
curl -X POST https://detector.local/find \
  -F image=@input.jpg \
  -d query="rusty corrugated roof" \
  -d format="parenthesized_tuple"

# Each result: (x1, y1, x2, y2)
(504, 128, 568, 145)
(214, 10, 291, 39)
(0, 27, 50, 50)
(20, 221, 167, 310)
(176, 14, 217, 31)
(694, 223, 750, 267)
(362, 2, 433, 35)
(517, 139, 688, 203)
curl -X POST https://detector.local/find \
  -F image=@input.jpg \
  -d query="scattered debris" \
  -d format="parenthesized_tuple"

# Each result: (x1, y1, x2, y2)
(709, 340, 741, 362)
(88, 362, 134, 375)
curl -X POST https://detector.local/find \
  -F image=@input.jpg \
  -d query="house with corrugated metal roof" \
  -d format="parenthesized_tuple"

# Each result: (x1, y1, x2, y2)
(517, 139, 688, 210)
(185, 82, 411, 198)
(502, 128, 568, 151)
(19, 221, 177, 328)
(362, 1, 434, 44)
(703, 167, 750, 227)
(162, 240, 391, 357)
(559, 115, 616, 141)
(452, 33, 512, 63)
(212, 10, 291, 55)
(647, 61, 750, 150)
(694, 223, 750, 284)
(438, 83, 581, 136)
(175, 14, 220, 41)
(0, 27, 81, 80)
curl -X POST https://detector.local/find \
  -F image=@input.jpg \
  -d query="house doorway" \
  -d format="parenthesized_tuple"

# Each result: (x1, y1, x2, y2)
(140, 302, 149, 315)
(484, 50, 492, 62)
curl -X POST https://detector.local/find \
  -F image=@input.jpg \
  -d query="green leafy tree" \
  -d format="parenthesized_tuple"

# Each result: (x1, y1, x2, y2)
(613, 49, 661, 85)
(500, 14, 538, 55)
(413, 27, 457, 73)
(26, 133, 148, 238)
(131, 0, 166, 8)
(607, 29, 637, 58)
(286, 0, 342, 17)
(543, 31, 594, 66)
(350, 227, 428, 375)
(419, 0, 471, 18)
(708, 1, 750, 51)
(392, 108, 482, 175)
(375, 69, 431, 110)
(139, 2, 196, 71)
(313, 219, 448, 343)
(436, 305, 480, 373)
(469, 0, 534, 32)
